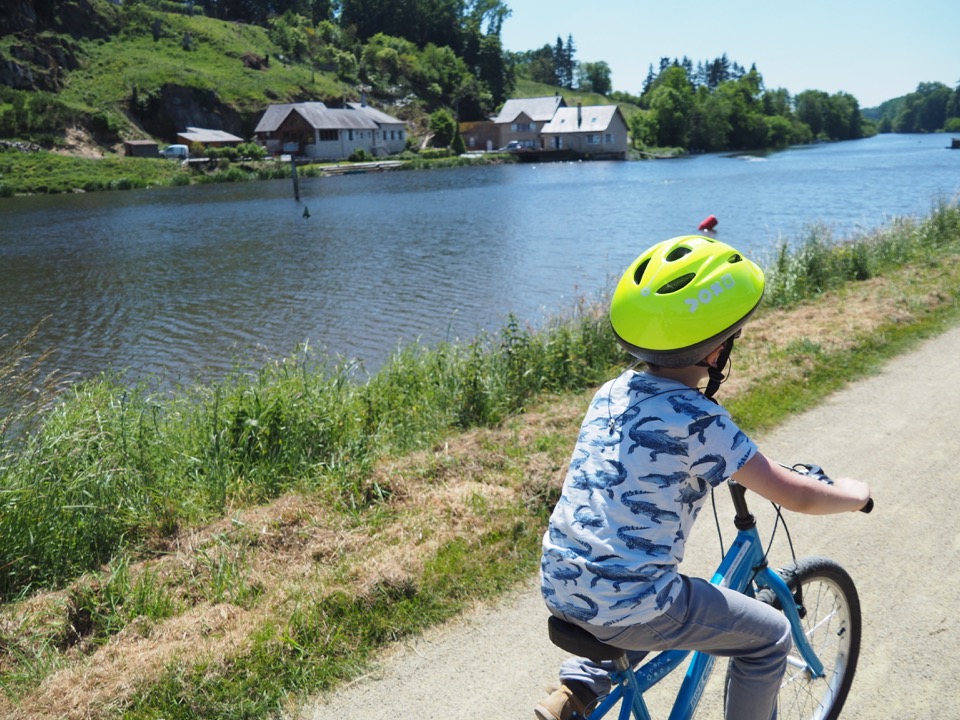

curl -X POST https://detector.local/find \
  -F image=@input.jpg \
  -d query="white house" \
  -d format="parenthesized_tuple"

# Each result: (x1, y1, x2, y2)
(254, 101, 407, 160)
(540, 104, 629, 159)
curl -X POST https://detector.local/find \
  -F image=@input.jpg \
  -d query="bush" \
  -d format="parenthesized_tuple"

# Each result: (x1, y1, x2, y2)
(419, 148, 452, 159)
(208, 146, 239, 161)
(237, 142, 266, 160)
(348, 148, 372, 162)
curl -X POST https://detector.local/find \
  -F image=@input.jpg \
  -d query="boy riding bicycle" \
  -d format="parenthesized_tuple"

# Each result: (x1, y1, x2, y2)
(536, 236, 871, 720)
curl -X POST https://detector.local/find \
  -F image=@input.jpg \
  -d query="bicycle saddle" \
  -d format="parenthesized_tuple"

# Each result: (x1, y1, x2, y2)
(547, 616, 627, 662)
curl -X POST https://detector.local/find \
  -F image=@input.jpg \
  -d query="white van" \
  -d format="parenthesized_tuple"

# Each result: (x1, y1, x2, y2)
(160, 144, 189, 160)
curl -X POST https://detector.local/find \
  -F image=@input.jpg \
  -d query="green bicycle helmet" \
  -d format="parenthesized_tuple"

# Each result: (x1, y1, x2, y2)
(610, 235, 765, 368)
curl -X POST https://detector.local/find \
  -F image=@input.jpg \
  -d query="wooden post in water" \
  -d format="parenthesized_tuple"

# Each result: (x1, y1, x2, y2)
(290, 156, 300, 200)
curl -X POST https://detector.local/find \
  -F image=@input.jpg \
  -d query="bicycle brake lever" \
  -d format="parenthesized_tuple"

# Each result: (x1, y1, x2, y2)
(793, 463, 833, 485)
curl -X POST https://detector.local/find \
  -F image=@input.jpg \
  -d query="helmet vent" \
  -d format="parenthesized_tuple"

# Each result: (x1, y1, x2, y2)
(633, 259, 650, 285)
(728, 253, 743, 263)
(665, 246, 692, 262)
(656, 273, 695, 294)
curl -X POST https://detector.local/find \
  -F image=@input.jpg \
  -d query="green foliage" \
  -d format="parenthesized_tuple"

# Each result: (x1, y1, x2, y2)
(0, 90, 81, 145)
(626, 56, 876, 151)
(577, 60, 612, 96)
(0, 148, 184, 194)
(865, 81, 960, 134)
(427, 107, 457, 147)
(893, 82, 955, 133)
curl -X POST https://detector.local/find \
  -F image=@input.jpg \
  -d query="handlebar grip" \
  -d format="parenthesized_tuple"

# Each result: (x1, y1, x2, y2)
(860, 497, 874, 514)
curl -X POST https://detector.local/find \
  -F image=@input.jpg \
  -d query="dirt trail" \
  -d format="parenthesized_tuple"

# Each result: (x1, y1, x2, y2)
(300, 323, 960, 720)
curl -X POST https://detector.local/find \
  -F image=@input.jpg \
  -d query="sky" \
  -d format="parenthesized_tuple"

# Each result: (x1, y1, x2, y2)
(498, 0, 959, 109)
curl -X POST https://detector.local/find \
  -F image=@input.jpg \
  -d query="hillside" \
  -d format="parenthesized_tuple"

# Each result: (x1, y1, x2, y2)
(0, 0, 375, 151)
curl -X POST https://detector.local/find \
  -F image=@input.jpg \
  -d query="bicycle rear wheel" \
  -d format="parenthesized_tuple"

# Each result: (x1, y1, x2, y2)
(757, 556, 862, 720)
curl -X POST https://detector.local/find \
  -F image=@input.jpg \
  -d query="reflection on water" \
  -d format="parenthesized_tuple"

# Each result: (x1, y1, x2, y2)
(1, 133, 957, 386)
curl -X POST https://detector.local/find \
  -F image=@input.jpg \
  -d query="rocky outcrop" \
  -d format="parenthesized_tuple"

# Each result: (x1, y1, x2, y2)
(130, 84, 247, 143)
(1, 0, 120, 91)
(0, 0, 119, 38)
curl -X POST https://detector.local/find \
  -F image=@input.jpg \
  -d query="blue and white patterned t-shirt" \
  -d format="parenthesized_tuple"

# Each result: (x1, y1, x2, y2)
(540, 370, 757, 627)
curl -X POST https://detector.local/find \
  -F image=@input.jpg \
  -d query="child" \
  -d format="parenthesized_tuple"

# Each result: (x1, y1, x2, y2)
(536, 235, 871, 720)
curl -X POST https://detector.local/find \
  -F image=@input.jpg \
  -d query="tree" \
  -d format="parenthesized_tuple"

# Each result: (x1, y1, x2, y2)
(627, 109, 657, 148)
(706, 54, 731, 89)
(428, 107, 457, 147)
(412, 43, 472, 108)
(648, 66, 693, 147)
(577, 61, 612, 96)
(519, 44, 555, 85)
(360, 33, 418, 87)
(895, 82, 951, 132)
(552, 35, 576, 88)
(687, 87, 731, 151)
(795, 90, 828, 137)
(642, 64, 656, 96)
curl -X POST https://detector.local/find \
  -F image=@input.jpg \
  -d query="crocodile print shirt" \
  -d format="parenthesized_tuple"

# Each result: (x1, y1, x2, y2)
(540, 370, 757, 626)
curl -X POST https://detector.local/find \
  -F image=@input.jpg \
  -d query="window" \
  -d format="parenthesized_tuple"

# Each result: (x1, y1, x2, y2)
(586, 135, 600, 145)
(512, 122, 535, 132)
(348, 130, 354, 141)
(605, 134, 613, 144)
(318, 129, 337, 142)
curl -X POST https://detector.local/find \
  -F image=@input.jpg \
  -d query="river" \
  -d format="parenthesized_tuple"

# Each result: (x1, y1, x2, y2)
(1, 132, 958, 387)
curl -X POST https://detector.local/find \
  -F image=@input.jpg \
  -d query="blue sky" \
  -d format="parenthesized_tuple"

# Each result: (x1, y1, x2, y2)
(499, 0, 959, 109)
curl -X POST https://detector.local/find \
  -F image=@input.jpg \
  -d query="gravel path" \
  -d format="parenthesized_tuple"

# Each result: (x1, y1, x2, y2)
(301, 324, 960, 720)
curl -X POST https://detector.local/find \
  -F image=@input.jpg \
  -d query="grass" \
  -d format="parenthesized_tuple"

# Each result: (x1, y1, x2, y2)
(57, 9, 335, 121)
(0, 148, 510, 196)
(1, 200, 960, 718)
(0, 149, 186, 193)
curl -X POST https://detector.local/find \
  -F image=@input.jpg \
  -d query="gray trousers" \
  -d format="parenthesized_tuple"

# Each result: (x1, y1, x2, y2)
(552, 575, 792, 720)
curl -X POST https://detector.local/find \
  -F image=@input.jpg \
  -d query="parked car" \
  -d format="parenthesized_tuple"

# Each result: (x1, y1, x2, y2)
(500, 140, 522, 152)
(160, 144, 189, 160)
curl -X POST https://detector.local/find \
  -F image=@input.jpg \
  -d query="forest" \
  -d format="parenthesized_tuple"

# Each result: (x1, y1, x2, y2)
(1, 0, 958, 155)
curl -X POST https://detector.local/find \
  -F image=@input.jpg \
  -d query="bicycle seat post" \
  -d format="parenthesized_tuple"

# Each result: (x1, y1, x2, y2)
(726, 480, 756, 530)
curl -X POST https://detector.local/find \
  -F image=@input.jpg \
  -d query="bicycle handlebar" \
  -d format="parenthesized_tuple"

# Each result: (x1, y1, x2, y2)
(791, 463, 874, 514)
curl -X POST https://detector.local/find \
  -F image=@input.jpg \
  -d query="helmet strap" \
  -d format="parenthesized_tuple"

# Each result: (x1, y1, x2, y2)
(703, 335, 736, 401)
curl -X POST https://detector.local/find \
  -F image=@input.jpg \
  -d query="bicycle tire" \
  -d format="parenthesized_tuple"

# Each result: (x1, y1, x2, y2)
(754, 556, 862, 720)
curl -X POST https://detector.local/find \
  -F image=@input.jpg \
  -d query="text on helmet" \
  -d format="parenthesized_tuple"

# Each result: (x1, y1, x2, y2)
(684, 273, 736, 313)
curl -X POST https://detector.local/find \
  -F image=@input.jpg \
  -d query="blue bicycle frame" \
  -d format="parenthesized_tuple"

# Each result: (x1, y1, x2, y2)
(584, 481, 824, 720)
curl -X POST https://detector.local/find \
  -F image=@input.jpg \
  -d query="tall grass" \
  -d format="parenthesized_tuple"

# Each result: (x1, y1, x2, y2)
(2, 200, 959, 603)
(762, 197, 960, 306)
(0, 300, 622, 601)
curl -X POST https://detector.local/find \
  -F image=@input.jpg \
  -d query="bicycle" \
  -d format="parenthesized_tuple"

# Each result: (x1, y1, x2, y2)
(545, 463, 874, 720)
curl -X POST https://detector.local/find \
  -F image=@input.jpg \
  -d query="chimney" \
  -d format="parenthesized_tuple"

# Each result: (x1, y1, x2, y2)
(577, 102, 582, 127)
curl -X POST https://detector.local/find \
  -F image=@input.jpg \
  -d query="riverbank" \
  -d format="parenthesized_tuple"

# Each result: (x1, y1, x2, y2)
(1, 202, 960, 718)
(0, 144, 516, 197)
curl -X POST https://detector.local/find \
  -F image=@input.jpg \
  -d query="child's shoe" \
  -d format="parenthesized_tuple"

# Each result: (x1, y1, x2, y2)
(533, 682, 594, 720)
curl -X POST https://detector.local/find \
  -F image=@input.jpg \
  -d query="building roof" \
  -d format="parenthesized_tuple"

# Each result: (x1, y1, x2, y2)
(493, 96, 566, 124)
(178, 127, 245, 144)
(540, 105, 622, 134)
(345, 102, 404, 126)
(254, 102, 402, 133)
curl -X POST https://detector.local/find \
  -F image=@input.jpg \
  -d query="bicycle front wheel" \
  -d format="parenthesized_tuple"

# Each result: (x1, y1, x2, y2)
(758, 556, 862, 720)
